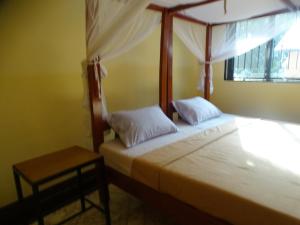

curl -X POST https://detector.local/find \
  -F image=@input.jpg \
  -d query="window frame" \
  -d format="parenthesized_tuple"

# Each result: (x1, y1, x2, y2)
(224, 38, 300, 83)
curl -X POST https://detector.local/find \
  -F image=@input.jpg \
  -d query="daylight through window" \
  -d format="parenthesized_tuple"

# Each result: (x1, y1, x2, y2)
(225, 16, 300, 82)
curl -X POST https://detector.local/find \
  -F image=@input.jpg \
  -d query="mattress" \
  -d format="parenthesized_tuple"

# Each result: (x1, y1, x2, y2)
(131, 117, 300, 225)
(100, 113, 236, 175)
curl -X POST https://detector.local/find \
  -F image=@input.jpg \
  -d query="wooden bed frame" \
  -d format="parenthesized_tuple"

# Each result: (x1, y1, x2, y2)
(86, 2, 296, 225)
(87, 64, 231, 225)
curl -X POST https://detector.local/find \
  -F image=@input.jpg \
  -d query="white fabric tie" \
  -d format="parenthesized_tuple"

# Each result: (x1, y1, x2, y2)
(91, 57, 108, 119)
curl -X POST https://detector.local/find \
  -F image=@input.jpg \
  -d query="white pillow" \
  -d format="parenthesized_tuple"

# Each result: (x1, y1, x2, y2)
(173, 97, 222, 125)
(108, 106, 178, 148)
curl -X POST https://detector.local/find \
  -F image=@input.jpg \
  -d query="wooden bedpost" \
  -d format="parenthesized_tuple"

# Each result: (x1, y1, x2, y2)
(159, 9, 173, 118)
(204, 24, 212, 100)
(87, 64, 109, 152)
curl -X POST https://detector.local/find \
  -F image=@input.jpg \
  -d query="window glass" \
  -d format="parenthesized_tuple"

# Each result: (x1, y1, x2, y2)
(225, 17, 300, 82)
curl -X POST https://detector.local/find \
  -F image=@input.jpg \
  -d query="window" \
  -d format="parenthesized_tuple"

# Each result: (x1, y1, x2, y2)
(225, 20, 300, 82)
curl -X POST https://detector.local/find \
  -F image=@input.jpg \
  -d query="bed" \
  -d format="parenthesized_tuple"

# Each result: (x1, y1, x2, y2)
(101, 113, 236, 176)
(87, 64, 300, 225)
(101, 113, 300, 225)
(85, 1, 300, 224)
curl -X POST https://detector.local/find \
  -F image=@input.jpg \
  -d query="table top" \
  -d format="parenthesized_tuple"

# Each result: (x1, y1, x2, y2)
(14, 146, 101, 184)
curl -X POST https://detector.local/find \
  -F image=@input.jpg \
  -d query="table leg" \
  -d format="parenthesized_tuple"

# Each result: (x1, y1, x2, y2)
(97, 158, 111, 225)
(13, 169, 29, 225)
(77, 168, 86, 212)
(32, 185, 44, 225)
(13, 168, 23, 201)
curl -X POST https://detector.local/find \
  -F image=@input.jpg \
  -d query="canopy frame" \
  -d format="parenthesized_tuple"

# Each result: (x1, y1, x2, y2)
(86, 2, 299, 225)
(169, 0, 223, 14)
(86, 0, 296, 151)
(147, 1, 294, 108)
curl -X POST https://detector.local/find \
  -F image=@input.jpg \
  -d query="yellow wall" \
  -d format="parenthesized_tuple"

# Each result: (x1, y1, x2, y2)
(104, 30, 200, 112)
(0, 1, 199, 206)
(211, 62, 300, 123)
(173, 34, 202, 100)
(2, 0, 298, 207)
(104, 28, 160, 112)
(0, 0, 89, 206)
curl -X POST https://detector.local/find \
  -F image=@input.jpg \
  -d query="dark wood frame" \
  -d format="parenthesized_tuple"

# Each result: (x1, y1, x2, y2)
(148, 4, 209, 26)
(204, 25, 212, 100)
(86, 65, 231, 225)
(86, 2, 297, 225)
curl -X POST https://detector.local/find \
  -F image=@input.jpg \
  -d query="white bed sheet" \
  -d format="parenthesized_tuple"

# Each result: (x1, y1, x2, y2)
(100, 113, 236, 176)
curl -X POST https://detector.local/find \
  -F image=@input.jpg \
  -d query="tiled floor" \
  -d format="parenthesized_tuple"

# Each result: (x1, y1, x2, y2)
(32, 185, 173, 225)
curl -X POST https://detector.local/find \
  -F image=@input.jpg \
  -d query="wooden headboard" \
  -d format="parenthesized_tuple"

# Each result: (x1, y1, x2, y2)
(87, 64, 110, 152)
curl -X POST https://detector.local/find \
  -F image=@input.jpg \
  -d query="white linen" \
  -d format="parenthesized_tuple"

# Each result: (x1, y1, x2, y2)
(173, 18, 212, 93)
(204, 12, 295, 95)
(173, 10, 297, 95)
(101, 114, 236, 175)
(275, 18, 300, 51)
(174, 18, 206, 62)
(108, 106, 178, 148)
(85, 0, 161, 118)
(86, 0, 154, 61)
(211, 12, 296, 62)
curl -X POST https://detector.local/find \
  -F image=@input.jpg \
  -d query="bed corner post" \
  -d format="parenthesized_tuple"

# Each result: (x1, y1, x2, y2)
(87, 64, 105, 153)
(204, 24, 212, 101)
(167, 11, 173, 119)
(159, 8, 173, 119)
(85, 1, 104, 153)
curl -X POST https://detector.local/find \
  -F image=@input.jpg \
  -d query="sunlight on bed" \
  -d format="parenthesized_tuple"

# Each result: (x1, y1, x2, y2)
(237, 119, 300, 175)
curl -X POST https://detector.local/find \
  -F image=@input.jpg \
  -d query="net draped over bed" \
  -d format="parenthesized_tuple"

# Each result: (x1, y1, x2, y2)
(85, 0, 161, 118)
(85, 2, 300, 224)
(84, 0, 299, 116)
(173, 11, 297, 94)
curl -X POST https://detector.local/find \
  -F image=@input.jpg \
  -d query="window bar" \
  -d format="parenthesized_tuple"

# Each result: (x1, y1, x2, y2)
(250, 49, 253, 70)
(287, 50, 291, 69)
(224, 60, 228, 80)
(280, 50, 283, 70)
(257, 46, 260, 70)
(265, 40, 273, 81)
(243, 53, 247, 69)
(271, 44, 275, 73)
(226, 58, 234, 80)
(296, 51, 299, 69)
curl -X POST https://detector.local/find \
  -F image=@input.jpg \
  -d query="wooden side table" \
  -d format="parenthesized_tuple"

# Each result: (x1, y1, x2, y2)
(13, 146, 111, 225)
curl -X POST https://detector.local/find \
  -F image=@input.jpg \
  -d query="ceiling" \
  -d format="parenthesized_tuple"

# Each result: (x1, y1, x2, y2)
(151, 0, 300, 24)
